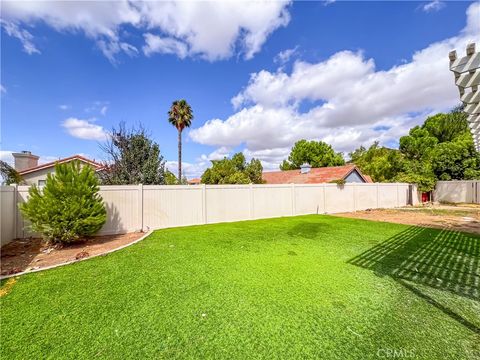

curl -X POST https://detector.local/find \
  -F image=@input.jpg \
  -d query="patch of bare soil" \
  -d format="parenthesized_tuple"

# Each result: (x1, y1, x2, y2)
(336, 207, 480, 235)
(1, 232, 144, 276)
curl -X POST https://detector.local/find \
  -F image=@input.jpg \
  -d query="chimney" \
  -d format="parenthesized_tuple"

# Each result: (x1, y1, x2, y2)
(300, 163, 311, 174)
(12, 151, 39, 171)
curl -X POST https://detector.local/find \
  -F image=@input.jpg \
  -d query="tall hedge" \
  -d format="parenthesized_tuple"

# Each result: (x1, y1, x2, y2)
(20, 161, 106, 243)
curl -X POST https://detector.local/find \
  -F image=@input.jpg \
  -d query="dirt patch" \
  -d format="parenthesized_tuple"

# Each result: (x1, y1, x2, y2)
(335, 206, 480, 235)
(1, 232, 145, 276)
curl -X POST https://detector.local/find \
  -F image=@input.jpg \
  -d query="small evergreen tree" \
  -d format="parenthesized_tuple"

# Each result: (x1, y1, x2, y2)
(20, 161, 106, 243)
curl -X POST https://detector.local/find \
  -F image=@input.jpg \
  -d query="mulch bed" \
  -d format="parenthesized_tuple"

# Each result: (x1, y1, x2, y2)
(1, 232, 145, 276)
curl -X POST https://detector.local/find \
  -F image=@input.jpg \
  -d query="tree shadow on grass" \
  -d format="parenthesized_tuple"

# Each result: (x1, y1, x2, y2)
(347, 226, 480, 334)
(287, 222, 328, 239)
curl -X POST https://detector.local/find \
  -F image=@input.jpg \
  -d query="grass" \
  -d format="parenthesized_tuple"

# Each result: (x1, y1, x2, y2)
(1, 215, 479, 359)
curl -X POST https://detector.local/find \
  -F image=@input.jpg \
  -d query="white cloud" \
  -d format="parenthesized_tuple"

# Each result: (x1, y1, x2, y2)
(422, 1, 445, 13)
(274, 46, 299, 65)
(138, 1, 291, 61)
(61, 118, 109, 141)
(167, 147, 233, 178)
(96, 39, 138, 64)
(0, 20, 39, 54)
(166, 160, 207, 179)
(143, 34, 189, 58)
(1, 1, 291, 62)
(85, 101, 109, 115)
(1, 0, 139, 61)
(190, 3, 480, 170)
(58, 104, 70, 110)
(0, 84, 6, 94)
(0, 150, 14, 165)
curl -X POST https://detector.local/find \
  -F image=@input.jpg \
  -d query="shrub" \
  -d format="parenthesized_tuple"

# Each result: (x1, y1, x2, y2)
(329, 178, 346, 186)
(20, 161, 106, 243)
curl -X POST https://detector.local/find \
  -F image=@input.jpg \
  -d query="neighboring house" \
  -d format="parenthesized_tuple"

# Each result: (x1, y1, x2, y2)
(262, 164, 373, 184)
(187, 178, 201, 185)
(13, 151, 103, 186)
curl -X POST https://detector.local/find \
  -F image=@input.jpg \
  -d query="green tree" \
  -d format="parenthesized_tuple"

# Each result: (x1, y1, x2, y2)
(99, 124, 166, 185)
(0, 160, 22, 185)
(20, 161, 106, 243)
(280, 140, 345, 170)
(168, 99, 193, 182)
(351, 108, 479, 188)
(201, 153, 264, 184)
(422, 107, 469, 143)
(394, 158, 436, 192)
(399, 127, 437, 161)
(349, 142, 404, 182)
(430, 134, 480, 180)
(164, 170, 188, 185)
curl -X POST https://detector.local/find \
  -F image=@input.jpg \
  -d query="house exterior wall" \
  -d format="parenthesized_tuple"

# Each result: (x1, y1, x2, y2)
(344, 170, 366, 183)
(21, 167, 56, 186)
(20, 161, 99, 186)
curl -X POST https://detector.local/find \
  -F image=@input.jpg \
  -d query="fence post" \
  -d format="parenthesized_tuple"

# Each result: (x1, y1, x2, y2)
(13, 184, 18, 239)
(396, 183, 400, 207)
(352, 183, 356, 212)
(202, 184, 207, 224)
(323, 184, 327, 214)
(138, 184, 144, 232)
(249, 183, 254, 219)
(376, 183, 379, 209)
(291, 183, 296, 216)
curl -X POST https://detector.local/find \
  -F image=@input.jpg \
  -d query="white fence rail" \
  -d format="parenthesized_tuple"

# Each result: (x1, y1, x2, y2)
(434, 180, 480, 204)
(1, 183, 417, 246)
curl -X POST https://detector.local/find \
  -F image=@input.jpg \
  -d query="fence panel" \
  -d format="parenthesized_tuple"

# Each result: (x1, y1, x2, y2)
(253, 185, 292, 219)
(15, 186, 36, 238)
(354, 184, 379, 211)
(1, 187, 16, 246)
(1, 182, 416, 245)
(143, 185, 203, 229)
(294, 185, 325, 215)
(324, 184, 355, 213)
(377, 184, 400, 208)
(434, 181, 478, 204)
(206, 185, 251, 224)
(98, 186, 141, 235)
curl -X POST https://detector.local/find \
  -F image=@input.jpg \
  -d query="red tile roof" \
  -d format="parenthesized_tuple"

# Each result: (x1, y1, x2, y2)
(187, 178, 201, 185)
(18, 155, 104, 175)
(262, 165, 372, 184)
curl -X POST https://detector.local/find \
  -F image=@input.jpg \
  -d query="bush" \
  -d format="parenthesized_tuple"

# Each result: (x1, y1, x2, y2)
(329, 178, 346, 186)
(20, 161, 106, 243)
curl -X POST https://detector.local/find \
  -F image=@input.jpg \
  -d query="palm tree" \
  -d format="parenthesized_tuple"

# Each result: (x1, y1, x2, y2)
(168, 99, 193, 182)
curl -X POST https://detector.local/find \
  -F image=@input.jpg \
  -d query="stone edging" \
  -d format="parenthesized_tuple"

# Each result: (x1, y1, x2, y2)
(0, 230, 153, 280)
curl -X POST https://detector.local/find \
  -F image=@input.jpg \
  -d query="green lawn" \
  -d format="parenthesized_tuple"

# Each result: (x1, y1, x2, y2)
(1, 215, 479, 359)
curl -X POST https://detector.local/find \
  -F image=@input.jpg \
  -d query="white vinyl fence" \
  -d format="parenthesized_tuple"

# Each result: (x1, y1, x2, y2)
(0, 183, 417, 246)
(434, 180, 480, 204)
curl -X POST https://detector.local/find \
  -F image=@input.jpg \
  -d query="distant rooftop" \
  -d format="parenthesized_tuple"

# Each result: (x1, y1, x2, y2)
(262, 165, 372, 184)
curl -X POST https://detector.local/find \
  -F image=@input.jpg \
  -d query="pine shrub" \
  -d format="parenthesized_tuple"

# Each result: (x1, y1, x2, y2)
(20, 161, 106, 243)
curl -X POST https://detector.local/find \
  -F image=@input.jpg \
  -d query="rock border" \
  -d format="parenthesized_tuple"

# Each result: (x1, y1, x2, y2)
(0, 230, 153, 280)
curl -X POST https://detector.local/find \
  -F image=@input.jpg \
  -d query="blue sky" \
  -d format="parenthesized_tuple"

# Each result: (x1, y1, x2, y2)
(1, 1, 479, 177)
